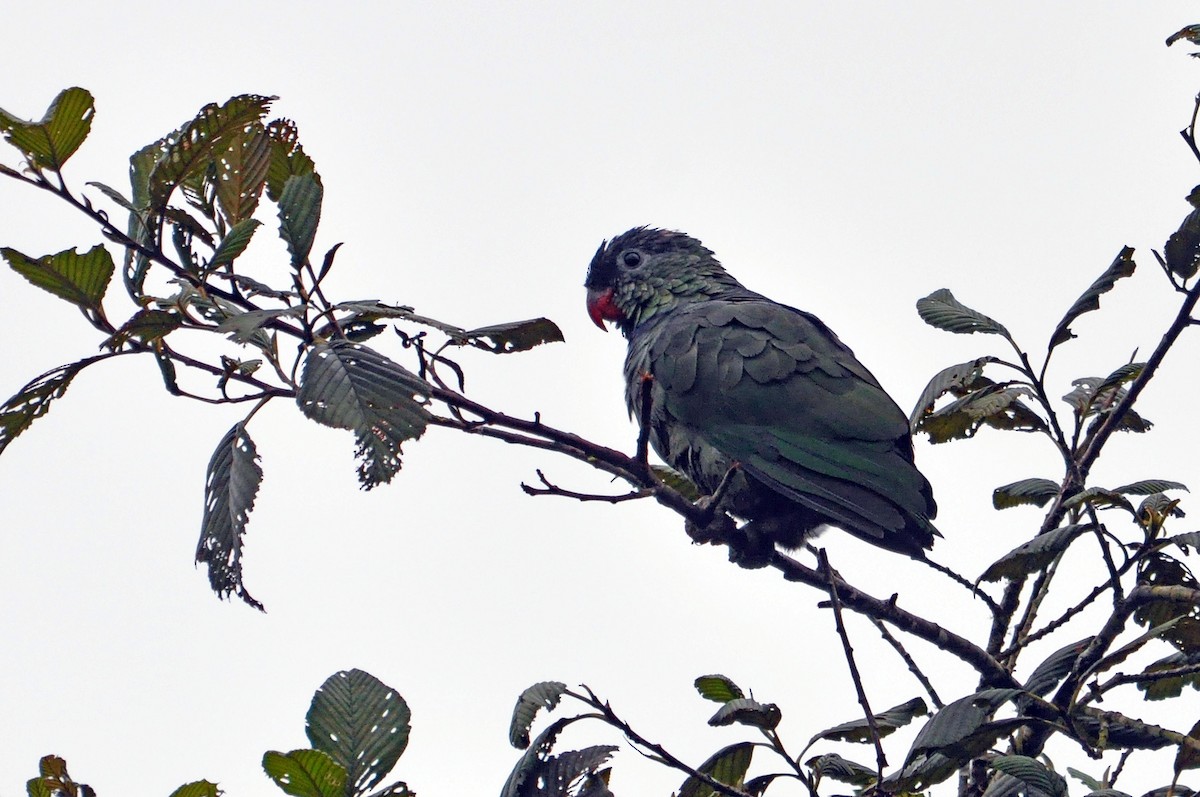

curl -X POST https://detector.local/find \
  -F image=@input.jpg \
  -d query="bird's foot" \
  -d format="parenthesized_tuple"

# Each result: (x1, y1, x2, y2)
(685, 505, 774, 569)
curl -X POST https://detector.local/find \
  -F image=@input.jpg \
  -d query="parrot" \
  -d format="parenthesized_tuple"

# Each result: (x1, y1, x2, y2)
(584, 226, 938, 565)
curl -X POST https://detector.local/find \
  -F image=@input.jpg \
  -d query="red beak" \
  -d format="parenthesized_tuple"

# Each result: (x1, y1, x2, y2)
(586, 287, 621, 330)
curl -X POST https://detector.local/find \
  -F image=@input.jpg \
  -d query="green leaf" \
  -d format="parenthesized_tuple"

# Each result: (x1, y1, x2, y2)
(678, 742, 753, 797)
(3, 244, 114, 312)
(454, 318, 565, 353)
(0, 87, 94, 170)
(196, 422, 264, 611)
(1136, 651, 1200, 700)
(167, 781, 221, 797)
(277, 173, 323, 268)
(916, 289, 1011, 338)
(1168, 25, 1200, 46)
(1048, 247, 1136, 350)
(0, 356, 106, 456)
(502, 715, 616, 797)
(509, 681, 568, 748)
(988, 755, 1067, 797)
(979, 524, 1091, 583)
(993, 478, 1060, 510)
(916, 383, 1044, 444)
(904, 689, 1024, 764)
(209, 218, 263, 268)
(693, 674, 744, 703)
(296, 342, 431, 488)
(216, 125, 271, 225)
(1062, 487, 1135, 514)
(707, 698, 781, 730)
(103, 309, 183, 350)
(262, 749, 346, 797)
(1113, 479, 1188, 495)
(1022, 638, 1093, 701)
(306, 669, 411, 796)
(805, 697, 928, 749)
(908, 356, 998, 431)
(804, 753, 878, 786)
(148, 94, 276, 209)
(266, 118, 319, 202)
(86, 180, 138, 212)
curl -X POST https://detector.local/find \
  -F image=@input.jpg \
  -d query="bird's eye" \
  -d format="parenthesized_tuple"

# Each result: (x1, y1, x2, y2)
(622, 251, 642, 268)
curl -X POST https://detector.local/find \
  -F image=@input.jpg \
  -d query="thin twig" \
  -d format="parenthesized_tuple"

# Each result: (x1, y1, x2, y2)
(871, 617, 944, 709)
(521, 469, 652, 504)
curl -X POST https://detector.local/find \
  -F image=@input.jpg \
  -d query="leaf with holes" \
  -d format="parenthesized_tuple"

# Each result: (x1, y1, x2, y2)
(4, 245, 114, 312)
(678, 742, 753, 797)
(263, 749, 346, 797)
(1048, 247, 1136, 350)
(455, 318, 565, 353)
(296, 342, 431, 488)
(916, 383, 1044, 444)
(805, 697, 928, 750)
(979, 524, 1090, 583)
(306, 669, 411, 797)
(0, 356, 107, 456)
(993, 478, 1060, 510)
(278, 173, 323, 268)
(266, 118, 319, 202)
(908, 356, 998, 431)
(501, 716, 612, 797)
(216, 125, 270, 225)
(916, 289, 1011, 338)
(509, 681, 569, 749)
(694, 674, 744, 703)
(196, 422, 263, 610)
(0, 87, 94, 170)
(104, 309, 183, 350)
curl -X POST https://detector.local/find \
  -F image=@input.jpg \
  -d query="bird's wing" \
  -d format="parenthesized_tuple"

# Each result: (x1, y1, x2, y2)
(645, 296, 936, 546)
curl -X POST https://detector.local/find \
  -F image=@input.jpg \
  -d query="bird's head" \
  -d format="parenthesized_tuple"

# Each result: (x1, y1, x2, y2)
(584, 227, 739, 335)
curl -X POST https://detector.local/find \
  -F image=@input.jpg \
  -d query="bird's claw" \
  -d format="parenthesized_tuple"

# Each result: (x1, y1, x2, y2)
(685, 504, 774, 569)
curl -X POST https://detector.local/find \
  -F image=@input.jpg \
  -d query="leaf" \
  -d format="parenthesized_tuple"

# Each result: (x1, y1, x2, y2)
(1175, 719, 1200, 773)
(1022, 638, 1093, 701)
(196, 422, 264, 610)
(908, 356, 998, 431)
(1165, 199, 1200, 280)
(103, 308, 183, 350)
(454, 318, 565, 353)
(306, 669, 412, 796)
(804, 753, 878, 786)
(1168, 25, 1200, 46)
(3, 245, 114, 312)
(262, 749, 347, 797)
(277, 173, 323, 268)
(1063, 488, 1135, 514)
(806, 697, 928, 749)
(979, 524, 1091, 583)
(707, 698, 781, 730)
(678, 742, 753, 797)
(693, 674, 744, 703)
(1048, 247, 1136, 350)
(993, 478, 1061, 510)
(166, 781, 221, 797)
(216, 125, 271, 225)
(510, 681, 569, 748)
(989, 755, 1067, 797)
(0, 356, 105, 456)
(0, 87, 94, 170)
(1114, 479, 1189, 496)
(917, 383, 1044, 444)
(214, 306, 304, 343)
(209, 218, 262, 268)
(296, 342, 431, 488)
(86, 180, 138, 212)
(266, 118, 319, 202)
(905, 688, 1024, 764)
(501, 716, 615, 797)
(916, 289, 1011, 338)
(1137, 651, 1200, 700)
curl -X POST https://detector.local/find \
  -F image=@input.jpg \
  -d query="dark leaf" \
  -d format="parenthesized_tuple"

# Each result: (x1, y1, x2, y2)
(909, 356, 998, 431)
(266, 118, 319, 202)
(678, 742, 753, 797)
(988, 756, 1067, 797)
(454, 318, 565, 353)
(707, 698, 781, 730)
(1178, 720, 1200, 776)
(1063, 487, 1135, 514)
(1164, 532, 1200, 554)
(3, 244, 114, 312)
(306, 669, 411, 796)
(196, 422, 264, 610)
(804, 753, 877, 786)
(104, 309, 183, 350)
(993, 478, 1060, 510)
(1166, 201, 1200, 280)
(216, 124, 270, 225)
(510, 681, 569, 749)
(0, 87, 94, 170)
(693, 674, 744, 703)
(1115, 480, 1189, 496)
(262, 749, 347, 797)
(333, 301, 467, 338)
(806, 696, 928, 749)
(1135, 554, 1200, 652)
(1095, 362, 1146, 397)
(296, 342, 431, 489)
(916, 289, 1011, 338)
(0, 356, 105, 456)
(979, 524, 1091, 583)
(905, 688, 1024, 764)
(1023, 638, 1093, 701)
(1137, 651, 1200, 700)
(1048, 247, 1136, 350)
(501, 716, 614, 797)
(1072, 711, 1179, 751)
(1167, 25, 1200, 46)
(278, 173, 323, 269)
(209, 218, 262, 268)
(166, 782, 221, 797)
(916, 383, 1044, 444)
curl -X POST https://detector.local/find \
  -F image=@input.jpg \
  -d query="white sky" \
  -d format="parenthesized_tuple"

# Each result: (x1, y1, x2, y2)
(2, 3, 1200, 795)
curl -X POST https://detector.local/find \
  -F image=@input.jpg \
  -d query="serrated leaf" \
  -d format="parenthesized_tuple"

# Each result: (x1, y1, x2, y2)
(917, 383, 1044, 444)
(510, 681, 569, 749)
(1049, 247, 1136, 350)
(454, 318, 565, 353)
(216, 125, 270, 225)
(708, 698, 781, 730)
(296, 342, 431, 488)
(979, 524, 1090, 583)
(694, 674, 744, 703)
(1114, 480, 1189, 495)
(86, 180, 138, 212)
(806, 697, 928, 749)
(501, 716, 613, 797)
(196, 422, 263, 610)
(266, 118, 319, 202)
(306, 669, 411, 796)
(104, 309, 183, 350)
(1071, 710, 1179, 751)
(4, 244, 114, 312)
(993, 478, 1060, 510)
(989, 756, 1067, 797)
(278, 173, 323, 268)
(1023, 638, 1093, 700)
(0, 356, 105, 456)
(209, 218, 262, 268)
(263, 749, 346, 797)
(804, 753, 878, 786)
(0, 87, 94, 170)
(916, 289, 1011, 338)
(166, 781, 221, 797)
(909, 356, 998, 431)
(678, 742, 753, 797)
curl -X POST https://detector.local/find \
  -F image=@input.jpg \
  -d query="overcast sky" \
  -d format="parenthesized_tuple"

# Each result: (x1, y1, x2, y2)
(3, 3, 1200, 795)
